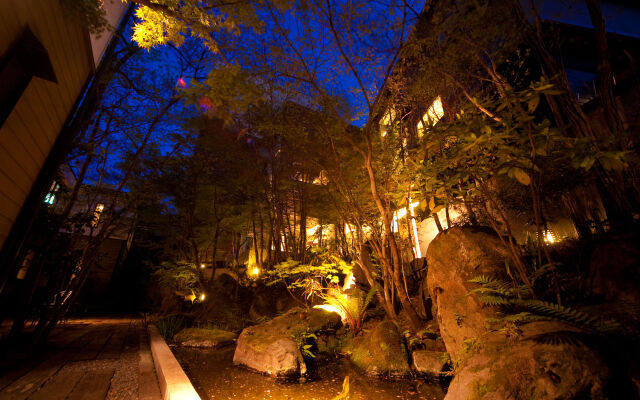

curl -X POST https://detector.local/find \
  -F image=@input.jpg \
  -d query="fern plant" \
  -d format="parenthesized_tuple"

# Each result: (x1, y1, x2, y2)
(469, 275, 621, 335)
(320, 286, 378, 333)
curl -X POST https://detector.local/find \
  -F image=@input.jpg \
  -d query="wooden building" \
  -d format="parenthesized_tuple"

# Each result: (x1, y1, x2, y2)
(0, 0, 128, 288)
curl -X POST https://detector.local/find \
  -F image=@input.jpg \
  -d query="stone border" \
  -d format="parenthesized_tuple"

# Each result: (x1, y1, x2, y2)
(147, 325, 201, 400)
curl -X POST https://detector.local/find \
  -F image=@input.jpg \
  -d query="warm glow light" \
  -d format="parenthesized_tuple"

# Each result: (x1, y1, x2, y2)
(307, 225, 320, 236)
(342, 272, 356, 291)
(392, 201, 420, 233)
(311, 171, 329, 185)
(345, 224, 353, 234)
(380, 108, 395, 126)
(92, 203, 105, 227)
(544, 231, 555, 244)
(250, 267, 260, 276)
(380, 108, 396, 137)
(409, 201, 422, 258)
(200, 293, 205, 301)
(314, 304, 346, 322)
(169, 386, 200, 400)
(417, 96, 445, 135)
(200, 264, 206, 269)
(427, 97, 444, 123)
(344, 223, 370, 236)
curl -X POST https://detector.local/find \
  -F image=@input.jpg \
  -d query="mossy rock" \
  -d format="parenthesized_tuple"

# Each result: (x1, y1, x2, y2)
(317, 335, 343, 355)
(306, 308, 342, 332)
(233, 308, 341, 377)
(426, 226, 512, 359)
(174, 328, 237, 348)
(412, 350, 448, 377)
(348, 320, 411, 378)
(446, 322, 633, 400)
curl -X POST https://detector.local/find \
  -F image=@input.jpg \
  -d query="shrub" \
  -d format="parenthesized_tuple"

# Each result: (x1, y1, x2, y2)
(157, 314, 185, 340)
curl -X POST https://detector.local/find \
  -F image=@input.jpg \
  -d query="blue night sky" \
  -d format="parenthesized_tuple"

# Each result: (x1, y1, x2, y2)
(74, 0, 635, 188)
(74, 0, 425, 187)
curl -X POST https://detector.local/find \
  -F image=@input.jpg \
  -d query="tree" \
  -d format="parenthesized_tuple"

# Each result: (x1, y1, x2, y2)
(3, 31, 215, 344)
(124, 0, 429, 330)
(113, 0, 638, 332)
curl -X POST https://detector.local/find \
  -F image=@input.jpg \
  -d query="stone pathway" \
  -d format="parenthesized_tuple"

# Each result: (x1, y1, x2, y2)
(0, 317, 161, 400)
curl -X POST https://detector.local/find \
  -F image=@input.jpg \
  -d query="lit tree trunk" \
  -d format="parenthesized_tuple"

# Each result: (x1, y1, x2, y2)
(363, 133, 423, 331)
(298, 182, 307, 262)
(358, 244, 397, 320)
(251, 208, 260, 267)
(258, 208, 265, 266)
(432, 213, 443, 233)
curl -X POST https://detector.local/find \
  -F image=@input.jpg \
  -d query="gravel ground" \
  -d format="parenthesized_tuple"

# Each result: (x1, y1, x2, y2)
(106, 342, 140, 400)
(53, 323, 142, 400)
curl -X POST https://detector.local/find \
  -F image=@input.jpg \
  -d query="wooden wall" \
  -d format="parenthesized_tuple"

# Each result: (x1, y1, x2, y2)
(0, 0, 93, 249)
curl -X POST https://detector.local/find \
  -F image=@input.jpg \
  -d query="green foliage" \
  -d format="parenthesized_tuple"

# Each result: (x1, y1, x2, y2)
(461, 337, 479, 354)
(131, 0, 272, 52)
(407, 336, 422, 349)
(157, 314, 185, 340)
(449, 337, 479, 372)
(291, 328, 318, 359)
(321, 286, 378, 333)
(153, 261, 200, 294)
(413, 79, 566, 206)
(267, 248, 352, 301)
(470, 275, 622, 335)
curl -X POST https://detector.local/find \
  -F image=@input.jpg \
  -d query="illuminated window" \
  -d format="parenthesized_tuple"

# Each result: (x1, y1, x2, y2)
(92, 203, 105, 226)
(417, 96, 445, 136)
(380, 108, 396, 137)
(391, 201, 421, 258)
(44, 182, 59, 205)
(312, 170, 329, 185)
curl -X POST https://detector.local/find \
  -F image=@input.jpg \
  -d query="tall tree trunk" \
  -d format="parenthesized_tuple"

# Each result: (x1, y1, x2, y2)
(432, 213, 443, 233)
(358, 245, 396, 320)
(208, 221, 220, 285)
(258, 208, 265, 266)
(362, 134, 423, 331)
(585, 0, 626, 135)
(251, 210, 260, 268)
(513, 0, 631, 226)
(298, 183, 307, 262)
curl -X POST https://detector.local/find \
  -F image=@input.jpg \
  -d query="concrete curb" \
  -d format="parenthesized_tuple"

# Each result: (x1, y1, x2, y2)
(148, 325, 201, 400)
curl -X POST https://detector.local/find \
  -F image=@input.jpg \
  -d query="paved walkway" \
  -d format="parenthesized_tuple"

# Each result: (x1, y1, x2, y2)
(0, 317, 161, 400)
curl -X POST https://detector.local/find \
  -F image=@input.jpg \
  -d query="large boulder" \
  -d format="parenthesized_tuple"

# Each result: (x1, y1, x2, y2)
(412, 350, 447, 377)
(233, 308, 340, 377)
(426, 226, 511, 359)
(426, 227, 638, 399)
(444, 322, 630, 400)
(348, 320, 411, 377)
